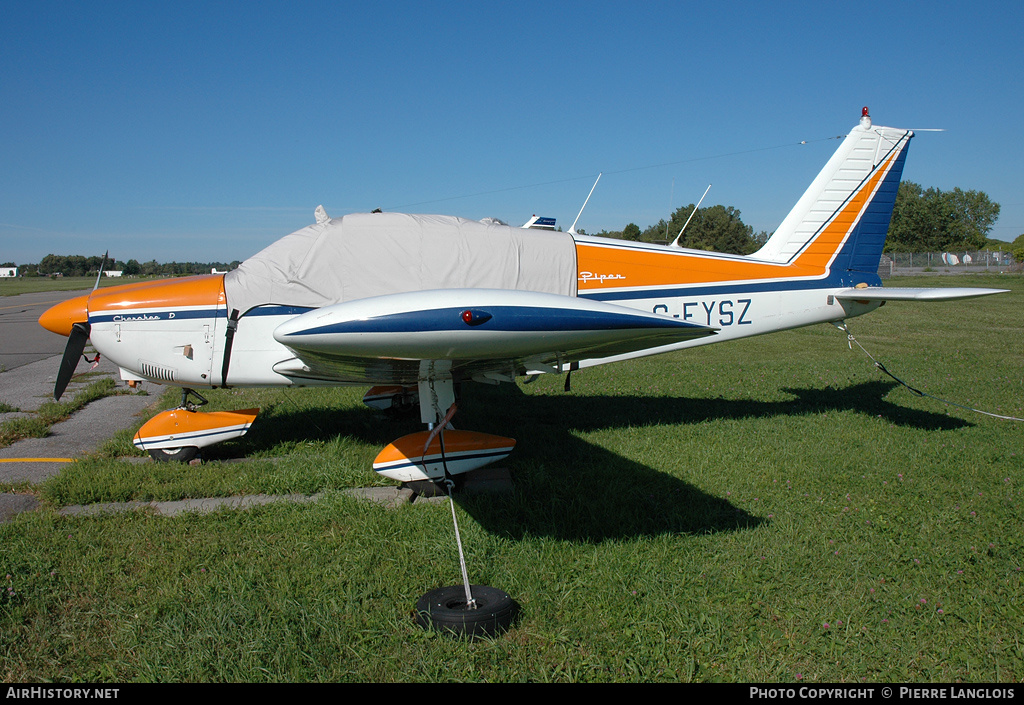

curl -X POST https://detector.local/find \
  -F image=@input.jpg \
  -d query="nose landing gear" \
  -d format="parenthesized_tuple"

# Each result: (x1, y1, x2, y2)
(133, 388, 259, 463)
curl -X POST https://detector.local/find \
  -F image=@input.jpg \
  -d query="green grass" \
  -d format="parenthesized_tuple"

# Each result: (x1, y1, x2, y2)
(0, 276, 153, 296)
(2, 274, 1022, 682)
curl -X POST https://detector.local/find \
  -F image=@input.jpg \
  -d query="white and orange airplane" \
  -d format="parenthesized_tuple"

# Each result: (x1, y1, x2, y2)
(38, 108, 1005, 484)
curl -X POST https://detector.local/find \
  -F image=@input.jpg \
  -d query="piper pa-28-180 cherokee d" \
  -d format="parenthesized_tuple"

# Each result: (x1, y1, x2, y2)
(38, 109, 1006, 483)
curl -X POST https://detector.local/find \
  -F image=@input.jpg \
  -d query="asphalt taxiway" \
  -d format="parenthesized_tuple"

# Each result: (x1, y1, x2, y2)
(0, 289, 154, 520)
(0, 289, 93, 371)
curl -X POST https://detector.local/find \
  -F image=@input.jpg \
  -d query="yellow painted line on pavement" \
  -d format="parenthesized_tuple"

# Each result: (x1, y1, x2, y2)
(0, 458, 77, 463)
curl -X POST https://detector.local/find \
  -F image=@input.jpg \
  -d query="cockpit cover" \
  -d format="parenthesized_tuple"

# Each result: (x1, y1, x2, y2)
(223, 212, 578, 315)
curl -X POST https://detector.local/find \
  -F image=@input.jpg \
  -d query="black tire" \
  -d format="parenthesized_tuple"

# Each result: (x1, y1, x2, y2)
(414, 585, 518, 639)
(147, 446, 199, 463)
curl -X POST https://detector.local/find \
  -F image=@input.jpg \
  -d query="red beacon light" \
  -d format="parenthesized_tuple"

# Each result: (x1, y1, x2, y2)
(862, 106, 870, 117)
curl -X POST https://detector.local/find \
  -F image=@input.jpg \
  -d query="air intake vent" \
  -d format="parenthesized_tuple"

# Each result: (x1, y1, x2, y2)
(139, 361, 176, 382)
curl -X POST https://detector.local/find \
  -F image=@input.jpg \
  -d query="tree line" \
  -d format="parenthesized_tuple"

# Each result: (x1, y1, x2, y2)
(588, 181, 1009, 257)
(7, 255, 241, 278)
(587, 203, 770, 254)
(886, 182, 1001, 252)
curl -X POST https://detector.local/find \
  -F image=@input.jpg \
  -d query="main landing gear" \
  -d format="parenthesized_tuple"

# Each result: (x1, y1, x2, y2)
(394, 376, 520, 639)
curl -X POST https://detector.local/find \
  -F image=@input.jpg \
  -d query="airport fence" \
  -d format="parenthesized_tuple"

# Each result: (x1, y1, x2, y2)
(879, 250, 1019, 278)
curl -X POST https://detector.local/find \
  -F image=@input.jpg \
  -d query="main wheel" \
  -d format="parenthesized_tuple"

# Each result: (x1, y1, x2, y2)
(414, 585, 518, 638)
(402, 476, 464, 497)
(147, 446, 199, 463)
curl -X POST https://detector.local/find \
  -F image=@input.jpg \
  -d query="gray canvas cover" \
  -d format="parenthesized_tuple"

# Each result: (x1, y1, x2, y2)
(224, 212, 578, 316)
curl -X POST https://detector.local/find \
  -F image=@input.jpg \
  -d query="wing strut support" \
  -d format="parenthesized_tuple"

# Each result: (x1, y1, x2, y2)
(418, 361, 455, 426)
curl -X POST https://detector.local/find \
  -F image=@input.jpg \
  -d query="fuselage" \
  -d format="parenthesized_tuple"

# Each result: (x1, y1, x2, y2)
(39, 114, 910, 391)
(42, 230, 882, 392)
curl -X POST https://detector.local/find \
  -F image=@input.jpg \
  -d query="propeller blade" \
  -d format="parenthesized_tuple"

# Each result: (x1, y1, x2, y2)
(54, 322, 90, 400)
(93, 250, 108, 291)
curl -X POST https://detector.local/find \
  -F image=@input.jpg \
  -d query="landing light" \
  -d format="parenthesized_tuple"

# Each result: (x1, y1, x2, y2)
(460, 309, 492, 326)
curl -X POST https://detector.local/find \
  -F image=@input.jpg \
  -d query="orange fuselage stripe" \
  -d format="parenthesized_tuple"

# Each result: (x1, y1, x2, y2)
(88, 274, 226, 313)
(576, 152, 893, 293)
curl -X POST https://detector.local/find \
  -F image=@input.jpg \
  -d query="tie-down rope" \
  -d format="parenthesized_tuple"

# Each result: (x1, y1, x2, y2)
(422, 388, 477, 610)
(835, 321, 1024, 422)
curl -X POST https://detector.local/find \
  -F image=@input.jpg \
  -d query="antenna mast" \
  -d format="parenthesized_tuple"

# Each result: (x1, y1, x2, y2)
(670, 184, 711, 247)
(568, 173, 602, 235)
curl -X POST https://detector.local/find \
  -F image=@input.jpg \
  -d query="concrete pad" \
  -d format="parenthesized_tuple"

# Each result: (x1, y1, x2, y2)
(0, 349, 156, 521)
(347, 486, 416, 508)
(59, 493, 325, 519)
(0, 493, 40, 523)
(0, 349, 132, 413)
(56, 488, 420, 519)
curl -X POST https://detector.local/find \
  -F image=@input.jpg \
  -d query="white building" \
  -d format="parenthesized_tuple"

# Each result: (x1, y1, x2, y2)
(0, 267, 17, 278)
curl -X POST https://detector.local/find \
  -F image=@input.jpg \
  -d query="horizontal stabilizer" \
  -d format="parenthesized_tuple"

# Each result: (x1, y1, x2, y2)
(834, 287, 1008, 302)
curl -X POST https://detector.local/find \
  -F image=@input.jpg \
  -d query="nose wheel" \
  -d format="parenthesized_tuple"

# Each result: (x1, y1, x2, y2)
(144, 389, 206, 462)
(147, 445, 200, 463)
(133, 388, 259, 463)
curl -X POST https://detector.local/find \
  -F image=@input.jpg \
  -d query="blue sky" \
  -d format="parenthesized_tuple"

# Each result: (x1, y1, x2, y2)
(2, 1, 1022, 264)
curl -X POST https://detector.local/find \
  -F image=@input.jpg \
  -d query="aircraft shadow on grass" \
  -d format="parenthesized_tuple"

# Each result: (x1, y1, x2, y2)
(206, 378, 966, 543)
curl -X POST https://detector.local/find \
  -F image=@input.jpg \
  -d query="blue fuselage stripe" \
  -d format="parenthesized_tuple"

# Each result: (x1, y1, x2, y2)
(578, 268, 882, 303)
(243, 305, 316, 317)
(90, 308, 225, 324)
(286, 305, 706, 337)
(90, 304, 314, 325)
(579, 278, 834, 302)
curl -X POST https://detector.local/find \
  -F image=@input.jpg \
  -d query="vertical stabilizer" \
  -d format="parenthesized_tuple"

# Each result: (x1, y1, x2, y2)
(754, 109, 912, 275)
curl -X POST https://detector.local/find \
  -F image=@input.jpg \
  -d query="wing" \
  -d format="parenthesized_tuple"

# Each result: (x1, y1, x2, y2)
(270, 288, 716, 385)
